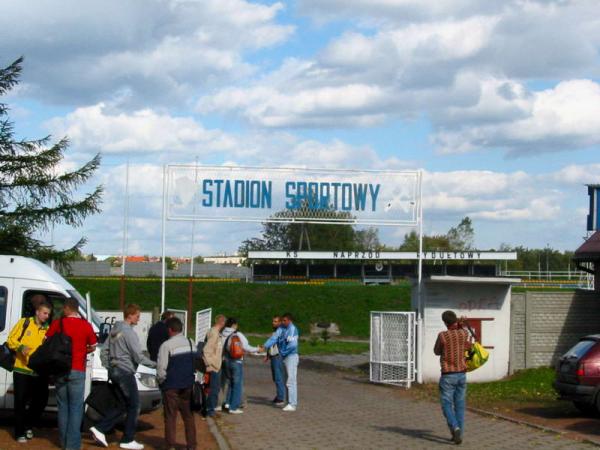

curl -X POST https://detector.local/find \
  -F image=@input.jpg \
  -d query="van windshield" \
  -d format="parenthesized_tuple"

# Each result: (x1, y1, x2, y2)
(67, 289, 102, 329)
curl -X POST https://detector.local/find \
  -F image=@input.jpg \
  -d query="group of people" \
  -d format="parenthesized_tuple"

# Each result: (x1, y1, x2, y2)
(202, 312, 300, 416)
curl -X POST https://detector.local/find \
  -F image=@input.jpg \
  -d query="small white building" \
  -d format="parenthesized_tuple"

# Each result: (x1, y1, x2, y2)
(413, 276, 520, 382)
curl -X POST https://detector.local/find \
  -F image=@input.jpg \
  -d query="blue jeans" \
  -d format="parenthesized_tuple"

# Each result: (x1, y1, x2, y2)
(55, 370, 86, 450)
(225, 358, 244, 411)
(439, 372, 467, 432)
(206, 368, 221, 416)
(95, 368, 139, 443)
(283, 353, 299, 407)
(270, 355, 286, 402)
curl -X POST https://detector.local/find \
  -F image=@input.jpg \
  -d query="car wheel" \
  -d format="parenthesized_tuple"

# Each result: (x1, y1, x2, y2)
(574, 401, 597, 415)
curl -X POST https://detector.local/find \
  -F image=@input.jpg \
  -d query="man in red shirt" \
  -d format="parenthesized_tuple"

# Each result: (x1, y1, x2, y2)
(434, 310, 471, 445)
(46, 298, 97, 450)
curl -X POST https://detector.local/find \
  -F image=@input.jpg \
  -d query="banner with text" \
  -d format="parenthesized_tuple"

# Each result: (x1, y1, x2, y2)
(166, 165, 420, 226)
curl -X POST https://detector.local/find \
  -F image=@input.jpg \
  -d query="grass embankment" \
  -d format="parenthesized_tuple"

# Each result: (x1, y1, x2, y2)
(69, 278, 411, 338)
(415, 367, 556, 407)
(246, 336, 369, 356)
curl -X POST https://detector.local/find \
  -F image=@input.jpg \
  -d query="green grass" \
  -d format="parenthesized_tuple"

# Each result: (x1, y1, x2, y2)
(69, 278, 411, 338)
(247, 335, 369, 355)
(467, 367, 556, 404)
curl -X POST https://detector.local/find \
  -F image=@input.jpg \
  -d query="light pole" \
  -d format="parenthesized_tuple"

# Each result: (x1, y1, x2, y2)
(546, 243, 550, 280)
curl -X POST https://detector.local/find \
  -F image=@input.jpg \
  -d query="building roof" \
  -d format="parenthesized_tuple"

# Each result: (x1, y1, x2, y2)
(574, 231, 600, 261)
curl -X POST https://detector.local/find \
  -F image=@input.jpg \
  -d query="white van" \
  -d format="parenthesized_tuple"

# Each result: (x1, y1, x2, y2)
(0, 255, 162, 414)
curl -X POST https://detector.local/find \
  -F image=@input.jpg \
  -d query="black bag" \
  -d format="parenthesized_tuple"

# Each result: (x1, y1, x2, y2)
(28, 318, 72, 377)
(194, 338, 207, 373)
(0, 318, 31, 371)
(85, 382, 125, 417)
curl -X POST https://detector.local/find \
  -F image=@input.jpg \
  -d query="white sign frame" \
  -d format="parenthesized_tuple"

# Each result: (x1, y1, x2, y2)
(248, 251, 517, 261)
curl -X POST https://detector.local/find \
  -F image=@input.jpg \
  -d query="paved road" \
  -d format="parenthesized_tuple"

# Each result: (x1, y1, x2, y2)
(216, 357, 597, 450)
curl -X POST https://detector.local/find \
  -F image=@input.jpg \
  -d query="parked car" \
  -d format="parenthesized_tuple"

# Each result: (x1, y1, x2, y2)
(0, 255, 162, 417)
(554, 335, 600, 414)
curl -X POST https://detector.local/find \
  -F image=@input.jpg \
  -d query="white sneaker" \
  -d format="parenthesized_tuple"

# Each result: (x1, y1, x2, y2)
(119, 441, 144, 450)
(282, 404, 296, 412)
(90, 427, 108, 448)
(229, 409, 244, 414)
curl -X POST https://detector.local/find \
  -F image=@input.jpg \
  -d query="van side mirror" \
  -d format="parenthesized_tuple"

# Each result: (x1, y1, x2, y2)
(98, 322, 111, 344)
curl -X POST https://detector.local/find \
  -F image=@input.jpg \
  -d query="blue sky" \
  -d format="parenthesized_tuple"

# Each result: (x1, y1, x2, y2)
(2, 0, 600, 257)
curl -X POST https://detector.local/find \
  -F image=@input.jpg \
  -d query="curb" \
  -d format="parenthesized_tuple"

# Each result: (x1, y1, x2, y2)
(467, 406, 600, 448)
(206, 416, 231, 450)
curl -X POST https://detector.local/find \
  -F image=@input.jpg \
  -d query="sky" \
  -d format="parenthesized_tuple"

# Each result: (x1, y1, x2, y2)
(2, 0, 600, 257)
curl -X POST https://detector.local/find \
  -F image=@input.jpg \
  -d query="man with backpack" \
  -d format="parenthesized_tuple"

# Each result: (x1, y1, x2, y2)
(261, 313, 299, 412)
(6, 298, 52, 443)
(221, 317, 259, 414)
(157, 317, 197, 450)
(91, 304, 156, 450)
(46, 298, 97, 450)
(434, 310, 471, 445)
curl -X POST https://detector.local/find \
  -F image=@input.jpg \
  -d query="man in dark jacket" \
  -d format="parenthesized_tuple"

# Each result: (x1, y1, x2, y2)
(147, 311, 175, 362)
(157, 317, 196, 450)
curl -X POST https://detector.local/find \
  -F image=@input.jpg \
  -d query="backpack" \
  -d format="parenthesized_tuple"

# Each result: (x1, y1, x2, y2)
(0, 318, 31, 371)
(225, 333, 244, 360)
(28, 318, 72, 377)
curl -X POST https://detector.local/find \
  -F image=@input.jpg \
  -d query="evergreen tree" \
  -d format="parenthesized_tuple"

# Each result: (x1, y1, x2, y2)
(0, 57, 102, 263)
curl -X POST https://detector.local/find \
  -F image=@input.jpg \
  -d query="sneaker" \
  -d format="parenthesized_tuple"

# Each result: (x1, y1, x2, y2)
(25, 430, 33, 439)
(16, 436, 27, 443)
(90, 426, 108, 448)
(215, 406, 222, 412)
(229, 409, 244, 414)
(282, 404, 296, 412)
(274, 401, 285, 407)
(119, 441, 144, 450)
(452, 427, 462, 445)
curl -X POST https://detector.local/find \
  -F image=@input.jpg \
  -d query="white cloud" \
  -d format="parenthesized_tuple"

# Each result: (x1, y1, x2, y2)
(1, 0, 293, 107)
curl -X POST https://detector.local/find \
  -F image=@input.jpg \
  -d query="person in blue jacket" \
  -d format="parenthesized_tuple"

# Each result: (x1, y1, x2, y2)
(261, 312, 299, 411)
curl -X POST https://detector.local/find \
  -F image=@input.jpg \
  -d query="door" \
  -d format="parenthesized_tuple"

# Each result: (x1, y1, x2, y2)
(0, 279, 13, 408)
(370, 311, 416, 387)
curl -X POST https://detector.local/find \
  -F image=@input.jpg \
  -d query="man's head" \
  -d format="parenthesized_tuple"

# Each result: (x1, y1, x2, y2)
(161, 310, 175, 321)
(166, 317, 183, 337)
(441, 310, 458, 328)
(214, 314, 226, 330)
(124, 303, 142, 325)
(225, 317, 238, 330)
(35, 300, 52, 324)
(63, 298, 79, 317)
(282, 313, 293, 328)
(30, 294, 48, 311)
(272, 315, 281, 330)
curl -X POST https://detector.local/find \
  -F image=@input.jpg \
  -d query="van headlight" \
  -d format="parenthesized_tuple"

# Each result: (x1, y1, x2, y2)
(138, 373, 158, 388)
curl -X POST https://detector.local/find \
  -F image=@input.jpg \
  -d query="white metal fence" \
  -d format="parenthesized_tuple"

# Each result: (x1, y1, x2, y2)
(370, 311, 416, 387)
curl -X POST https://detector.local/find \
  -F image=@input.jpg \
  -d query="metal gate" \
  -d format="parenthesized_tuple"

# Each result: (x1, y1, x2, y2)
(195, 308, 212, 344)
(370, 311, 416, 387)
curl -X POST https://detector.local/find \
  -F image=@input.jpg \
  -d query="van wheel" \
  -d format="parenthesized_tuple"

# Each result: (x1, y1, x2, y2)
(574, 401, 597, 415)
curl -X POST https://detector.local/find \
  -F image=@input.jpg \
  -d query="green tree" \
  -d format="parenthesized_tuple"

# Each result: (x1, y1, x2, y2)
(447, 217, 474, 250)
(0, 57, 102, 264)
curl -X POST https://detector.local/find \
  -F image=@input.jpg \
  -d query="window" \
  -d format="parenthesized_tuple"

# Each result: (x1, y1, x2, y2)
(22, 290, 67, 321)
(564, 340, 597, 359)
(0, 287, 7, 332)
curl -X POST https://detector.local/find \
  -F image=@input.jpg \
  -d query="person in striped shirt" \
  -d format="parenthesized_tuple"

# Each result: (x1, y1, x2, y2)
(434, 310, 471, 445)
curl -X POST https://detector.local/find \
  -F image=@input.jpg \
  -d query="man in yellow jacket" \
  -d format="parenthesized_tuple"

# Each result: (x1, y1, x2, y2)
(7, 296, 52, 443)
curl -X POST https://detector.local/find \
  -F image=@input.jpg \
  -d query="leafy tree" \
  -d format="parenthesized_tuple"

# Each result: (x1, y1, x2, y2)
(193, 255, 204, 264)
(447, 217, 474, 250)
(398, 230, 451, 251)
(0, 57, 102, 264)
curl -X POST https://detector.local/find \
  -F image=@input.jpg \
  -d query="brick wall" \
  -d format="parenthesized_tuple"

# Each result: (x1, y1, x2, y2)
(510, 290, 600, 372)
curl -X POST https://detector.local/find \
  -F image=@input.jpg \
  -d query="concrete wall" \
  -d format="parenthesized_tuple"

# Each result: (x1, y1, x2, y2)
(510, 290, 600, 373)
(60, 261, 250, 279)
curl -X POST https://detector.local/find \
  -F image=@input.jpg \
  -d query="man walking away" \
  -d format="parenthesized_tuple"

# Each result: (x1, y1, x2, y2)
(157, 317, 197, 450)
(266, 315, 285, 406)
(202, 314, 225, 417)
(147, 310, 175, 362)
(47, 298, 97, 450)
(434, 310, 471, 445)
(220, 318, 259, 414)
(91, 304, 156, 450)
(262, 312, 299, 412)
(7, 298, 52, 443)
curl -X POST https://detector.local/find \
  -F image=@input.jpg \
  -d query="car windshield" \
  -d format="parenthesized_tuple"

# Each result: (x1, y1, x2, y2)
(564, 340, 596, 359)
(67, 289, 102, 329)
